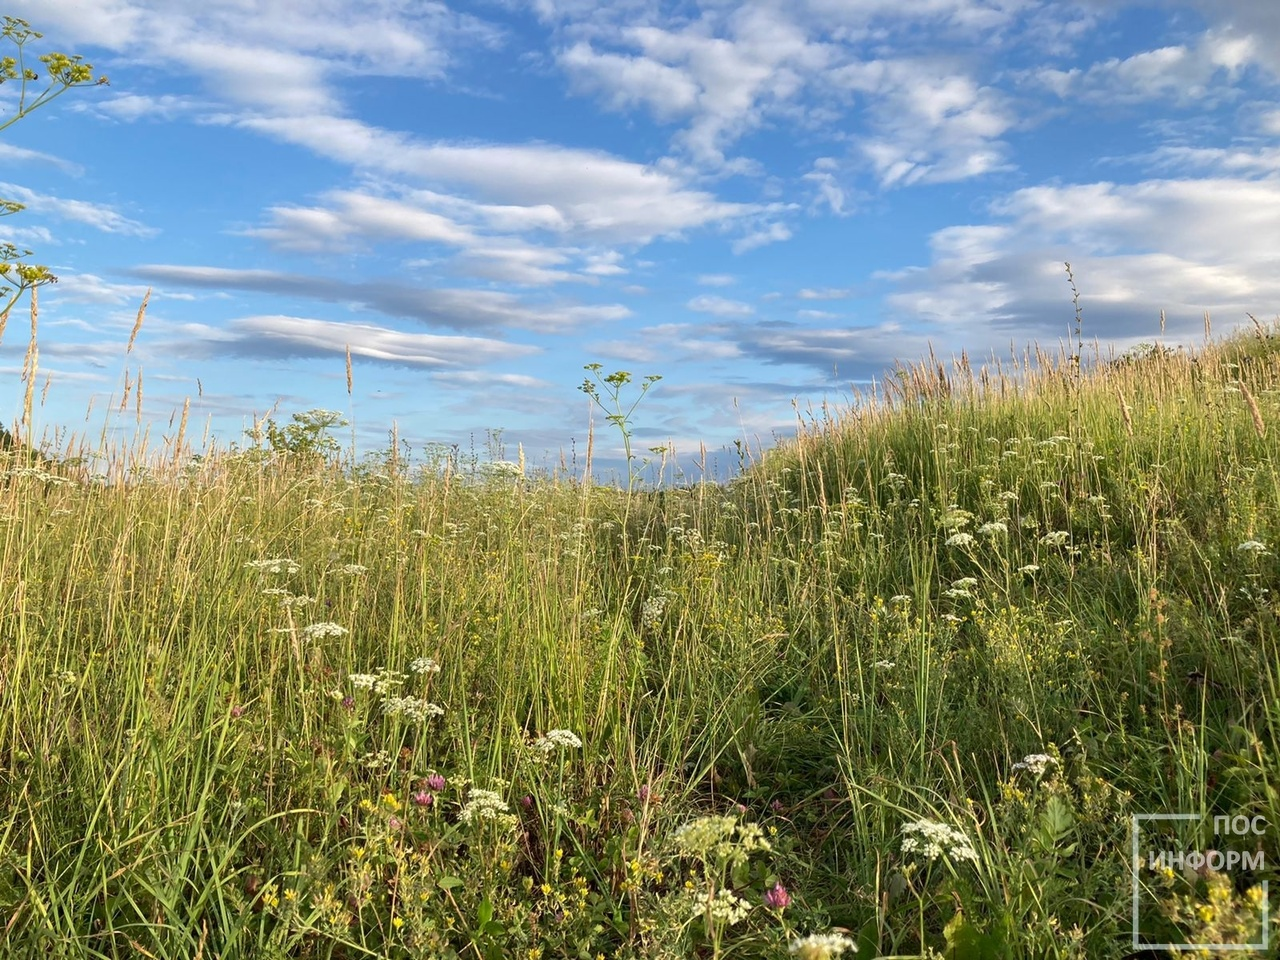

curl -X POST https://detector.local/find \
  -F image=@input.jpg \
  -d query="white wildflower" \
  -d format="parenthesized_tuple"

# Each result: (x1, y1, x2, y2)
(699, 888, 752, 926)
(460, 788, 517, 829)
(531, 729, 583, 753)
(1018, 564, 1041, 575)
(1011, 753, 1057, 778)
(244, 558, 300, 575)
(409, 656, 441, 675)
(1039, 530, 1071, 547)
(339, 563, 368, 575)
(977, 521, 1007, 536)
(1237, 540, 1270, 556)
(945, 533, 976, 548)
(872, 660, 895, 670)
(384, 696, 445, 723)
(304, 621, 348, 640)
(789, 932, 859, 959)
(900, 818, 979, 864)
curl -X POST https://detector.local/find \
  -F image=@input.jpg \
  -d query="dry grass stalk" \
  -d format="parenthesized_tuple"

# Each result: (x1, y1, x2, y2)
(345, 344, 353, 396)
(1240, 381, 1266, 439)
(136, 367, 144, 425)
(1118, 388, 1134, 437)
(127, 289, 151, 354)
(21, 285, 38, 441)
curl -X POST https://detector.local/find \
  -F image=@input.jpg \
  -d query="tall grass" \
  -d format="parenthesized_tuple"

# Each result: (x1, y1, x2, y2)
(0, 320, 1277, 958)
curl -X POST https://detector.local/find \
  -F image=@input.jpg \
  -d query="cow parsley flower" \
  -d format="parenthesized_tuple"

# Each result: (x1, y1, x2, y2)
(945, 533, 976, 548)
(339, 563, 368, 575)
(900, 818, 979, 864)
(244, 558, 300, 575)
(384, 696, 445, 723)
(531, 729, 583, 753)
(789, 932, 858, 959)
(304, 621, 348, 640)
(1238, 540, 1270, 556)
(409, 656, 441, 675)
(978, 521, 1007, 536)
(1012, 753, 1057, 778)
(460, 788, 517, 829)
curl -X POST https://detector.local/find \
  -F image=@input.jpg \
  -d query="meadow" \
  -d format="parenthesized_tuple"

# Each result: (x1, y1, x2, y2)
(0, 314, 1277, 959)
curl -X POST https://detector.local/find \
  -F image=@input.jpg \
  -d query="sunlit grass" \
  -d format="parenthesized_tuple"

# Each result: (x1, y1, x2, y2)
(1, 319, 1278, 958)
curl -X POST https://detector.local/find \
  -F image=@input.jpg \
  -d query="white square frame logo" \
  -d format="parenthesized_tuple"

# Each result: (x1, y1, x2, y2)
(1131, 813, 1270, 953)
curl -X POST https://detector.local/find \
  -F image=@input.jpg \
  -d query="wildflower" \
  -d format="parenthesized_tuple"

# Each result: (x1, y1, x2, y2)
(1039, 530, 1071, 547)
(977, 521, 1007, 536)
(699, 888, 752, 925)
(1011, 753, 1057, 778)
(872, 660, 895, 670)
(521, 794, 534, 809)
(230, 705, 245, 719)
(244, 558, 300, 575)
(789, 932, 858, 959)
(1237, 540, 1270, 556)
(764, 882, 791, 910)
(304, 622, 349, 641)
(900, 818, 979, 864)
(426, 773, 446, 792)
(409, 656, 441, 675)
(411, 790, 434, 808)
(641, 593, 669, 628)
(1017, 564, 1041, 575)
(532, 729, 583, 753)
(383, 696, 445, 723)
(339, 563, 368, 575)
(460, 788, 517, 829)
(341, 696, 355, 711)
(945, 533, 976, 549)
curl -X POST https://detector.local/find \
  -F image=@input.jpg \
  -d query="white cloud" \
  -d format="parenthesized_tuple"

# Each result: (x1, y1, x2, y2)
(830, 58, 1014, 187)
(0, 183, 156, 236)
(132, 263, 631, 332)
(236, 116, 761, 247)
(797, 287, 852, 300)
(697, 273, 737, 286)
(1035, 28, 1259, 105)
(688, 294, 754, 316)
(733, 221, 792, 254)
(881, 176, 1280, 353)
(203, 315, 540, 368)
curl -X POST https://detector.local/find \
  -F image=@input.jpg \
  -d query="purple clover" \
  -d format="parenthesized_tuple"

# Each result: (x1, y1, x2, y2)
(341, 696, 355, 711)
(521, 794, 534, 809)
(388, 816, 403, 831)
(426, 773, 446, 792)
(764, 882, 791, 910)
(411, 791, 434, 808)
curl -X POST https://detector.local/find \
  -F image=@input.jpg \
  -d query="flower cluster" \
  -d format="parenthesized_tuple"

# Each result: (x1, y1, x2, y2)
(409, 656, 441, 675)
(244, 558, 300, 575)
(900, 818, 979, 864)
(672, 815, 771, 866)
(460, 788, 517, 830)
(383, 696, 445, 723)
(696, 888, 752, 926)
(1011, 753, 1057, 777)
(789, 932, 858, 959)
(531, 728, 583, 754)
(304, 621, 348, 641)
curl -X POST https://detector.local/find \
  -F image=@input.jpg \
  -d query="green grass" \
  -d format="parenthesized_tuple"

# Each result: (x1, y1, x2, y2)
(1, 329, 1278, 959)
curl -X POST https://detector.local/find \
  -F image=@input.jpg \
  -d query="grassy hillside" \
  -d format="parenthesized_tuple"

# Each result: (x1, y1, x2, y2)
(1, 329, 1277, 958)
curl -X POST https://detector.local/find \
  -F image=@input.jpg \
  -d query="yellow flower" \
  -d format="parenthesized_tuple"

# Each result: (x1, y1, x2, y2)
(392, 916, 404, 929)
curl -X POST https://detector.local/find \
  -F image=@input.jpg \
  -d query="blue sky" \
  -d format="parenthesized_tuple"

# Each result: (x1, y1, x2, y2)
(2, 0, 1278, 477)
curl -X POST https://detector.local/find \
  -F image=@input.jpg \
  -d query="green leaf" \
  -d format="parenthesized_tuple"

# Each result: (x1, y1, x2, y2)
(437, 875, 464, 890)
(944, 911, 1008, 960)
